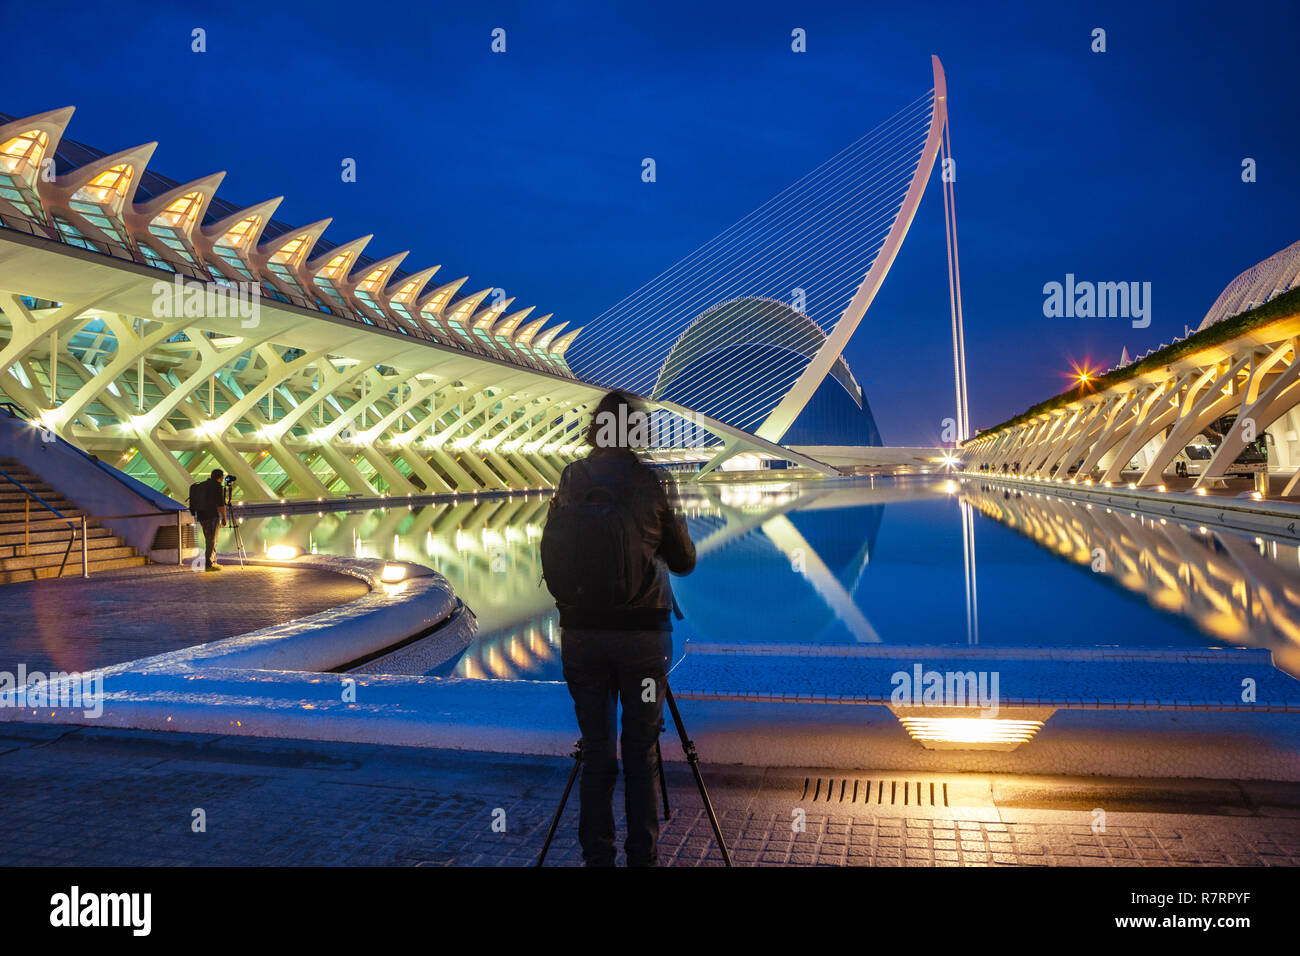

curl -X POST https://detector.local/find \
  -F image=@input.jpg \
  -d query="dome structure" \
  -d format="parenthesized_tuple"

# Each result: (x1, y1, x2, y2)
(650, 296, 881, 446)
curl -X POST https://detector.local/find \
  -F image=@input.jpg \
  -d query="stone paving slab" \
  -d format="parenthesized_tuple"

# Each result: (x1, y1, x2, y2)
(0, 563, 370, 673)
(1, 723, 1297, 867)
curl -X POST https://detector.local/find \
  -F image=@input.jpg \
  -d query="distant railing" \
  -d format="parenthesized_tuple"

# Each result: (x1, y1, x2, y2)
(1, 401, 188, 577)
(1, 401, 185, 513)
(0, 464, 78, 577)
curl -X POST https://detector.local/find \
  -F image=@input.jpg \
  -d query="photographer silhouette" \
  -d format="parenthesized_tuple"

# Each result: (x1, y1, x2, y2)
(187, 468, 228, 571)
(540, 390, 696, 867)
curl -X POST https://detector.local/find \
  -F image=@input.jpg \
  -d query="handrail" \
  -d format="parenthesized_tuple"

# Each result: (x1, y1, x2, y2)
(0, 402, 186, 515)
(0, 465, 78, 577)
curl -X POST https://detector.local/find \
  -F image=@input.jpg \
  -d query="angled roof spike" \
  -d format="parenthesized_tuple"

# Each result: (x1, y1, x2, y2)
(493, 305, 535, 339)
(0, 106, 76, 152)
(417, 276, 468, 316)
(348, 250, 408, 290)
(306, 234, 373, 276)
(534, 320, 570, 352)
(515, 314, 551, 346)
(0, 107, 75, 223)
(256, 217, 332, 264)
(200, 196, 284, 247)
(131, 171, 226, 227)
(50, 141, 158, 204)
(443, 287, 493, 326)
(472, 296, 514, 330)
(384, 263, 439, 303)
(551, 327, 582, 355)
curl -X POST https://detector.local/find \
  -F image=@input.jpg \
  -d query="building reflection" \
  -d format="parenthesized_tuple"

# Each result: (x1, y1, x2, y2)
(963, 481, 1300, 678)
(227, 480, 954, 680)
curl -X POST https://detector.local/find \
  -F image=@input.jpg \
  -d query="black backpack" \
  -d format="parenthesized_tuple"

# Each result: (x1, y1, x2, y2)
(541, 484, 651, 608)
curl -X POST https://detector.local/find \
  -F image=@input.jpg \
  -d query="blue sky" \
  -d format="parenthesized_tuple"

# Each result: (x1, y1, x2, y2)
(6, 0, 1298, 443)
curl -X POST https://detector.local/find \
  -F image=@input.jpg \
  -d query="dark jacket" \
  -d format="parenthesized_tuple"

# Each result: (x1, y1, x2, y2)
(188, 478, 224, 520)
(552, 448, 696, 631)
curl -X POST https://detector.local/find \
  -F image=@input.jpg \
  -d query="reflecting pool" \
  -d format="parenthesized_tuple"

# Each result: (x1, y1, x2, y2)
(223, 477, 1300, 681)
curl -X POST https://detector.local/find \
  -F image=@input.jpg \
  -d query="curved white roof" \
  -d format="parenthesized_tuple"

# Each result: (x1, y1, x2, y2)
(1198, 238, 1300, 331)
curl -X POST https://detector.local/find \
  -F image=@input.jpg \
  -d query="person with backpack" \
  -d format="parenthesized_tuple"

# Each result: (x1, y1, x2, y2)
(187, 468, 227, 571)
(540, 390, 696, 867)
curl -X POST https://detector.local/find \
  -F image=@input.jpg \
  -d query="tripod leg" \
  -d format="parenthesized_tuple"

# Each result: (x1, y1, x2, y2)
(664, 684, 733, 867)
(535, 740, 583, 867)
(656, 730, 671, 821)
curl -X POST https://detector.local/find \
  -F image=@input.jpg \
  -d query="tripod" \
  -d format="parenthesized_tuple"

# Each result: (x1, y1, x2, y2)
(223, 482, 248, 567)
(535, 682, 732, 867)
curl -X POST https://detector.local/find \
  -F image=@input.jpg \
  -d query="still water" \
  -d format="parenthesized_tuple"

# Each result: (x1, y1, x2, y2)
(225, 478, 1300, 681)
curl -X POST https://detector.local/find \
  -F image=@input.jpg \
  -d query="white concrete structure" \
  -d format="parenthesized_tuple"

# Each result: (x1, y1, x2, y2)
(1198, 239, 1300, 331)
(963, 254, 1300, 491)
(0, 107, 844, 502)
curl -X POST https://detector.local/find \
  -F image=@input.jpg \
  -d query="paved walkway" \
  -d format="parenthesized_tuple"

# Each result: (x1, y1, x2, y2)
(0, 564, 369, 673)
(2, 723, 1297, 866)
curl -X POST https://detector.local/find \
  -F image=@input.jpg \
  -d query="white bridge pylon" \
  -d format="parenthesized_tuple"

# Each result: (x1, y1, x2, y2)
(572, 56, 967, 471)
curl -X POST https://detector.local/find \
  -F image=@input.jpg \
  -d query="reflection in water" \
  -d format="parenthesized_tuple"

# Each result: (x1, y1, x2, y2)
(963, 481, 1300, 678)
(960, 497, 980, 644)
(223, 477, 1300, 681)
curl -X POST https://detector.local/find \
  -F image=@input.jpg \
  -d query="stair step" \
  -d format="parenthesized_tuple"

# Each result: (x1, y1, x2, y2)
(0, 532, 115, 559)
(0, 460, 146, 585)
(0, 516, 97, 535)
(0, 526, 111, 548)
(0, 502, 85, 519)
(0, 544, 138, 572)
(0, 481, 59, 494)
(0, 555, 149, 583)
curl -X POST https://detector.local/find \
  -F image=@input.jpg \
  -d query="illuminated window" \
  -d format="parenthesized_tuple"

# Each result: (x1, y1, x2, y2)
(153, 192, 202, 232)
(269, 235, 309, 265)
(216, 214, 260, 249)
(318, 252, 350, 280)
(0, 130, 49, 221)
(72, 164, 133, 207)
(0, 129, 48, 174)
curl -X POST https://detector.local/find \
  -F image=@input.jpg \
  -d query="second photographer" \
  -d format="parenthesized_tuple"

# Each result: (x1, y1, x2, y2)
(187, 468, 228, 571)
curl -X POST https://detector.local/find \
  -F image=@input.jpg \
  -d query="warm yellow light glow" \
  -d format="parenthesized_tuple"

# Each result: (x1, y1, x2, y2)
(898, 717, 1044, 746)
(0, 129, 48, 174)
(319, 252, 350, 279)
(217, 214, 261, 248)
(270, 234, 309, 264)
(380, 563, 407, 583)
(153, 191, 203, 231)
(266, 544, 299, 560)
(72, 163, 133, 206)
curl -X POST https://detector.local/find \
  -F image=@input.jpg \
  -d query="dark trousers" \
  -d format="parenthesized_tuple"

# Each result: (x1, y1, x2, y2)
(560, 628, 672, 866)
(198, 516, 219, 566)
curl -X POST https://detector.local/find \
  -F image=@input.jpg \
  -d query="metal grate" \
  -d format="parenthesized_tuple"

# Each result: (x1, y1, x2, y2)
(799, 777, 948, 807)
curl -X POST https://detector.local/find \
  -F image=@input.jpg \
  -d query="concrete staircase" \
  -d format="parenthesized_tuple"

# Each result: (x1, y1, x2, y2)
(0, 457, 147, 583)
